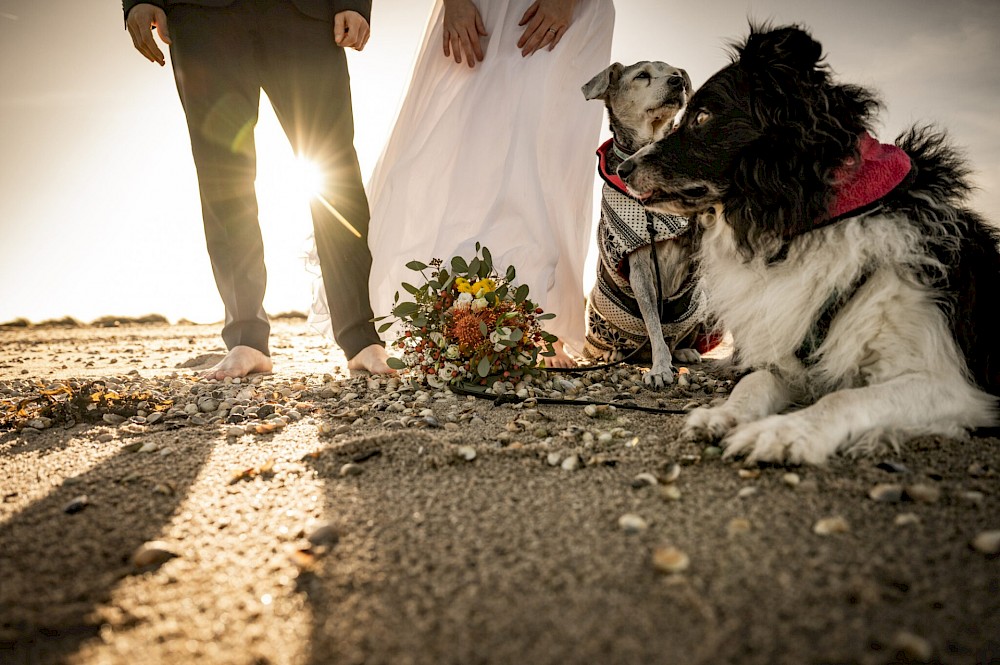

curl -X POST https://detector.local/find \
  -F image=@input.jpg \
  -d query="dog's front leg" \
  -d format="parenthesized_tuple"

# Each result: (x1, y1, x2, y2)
(684, 369, 792, 442)
(723, 373, 997, 465)
(628, 247, 674, 388)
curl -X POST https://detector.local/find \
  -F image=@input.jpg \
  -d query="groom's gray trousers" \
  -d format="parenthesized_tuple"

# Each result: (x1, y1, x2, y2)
(131, 0, 380, 358)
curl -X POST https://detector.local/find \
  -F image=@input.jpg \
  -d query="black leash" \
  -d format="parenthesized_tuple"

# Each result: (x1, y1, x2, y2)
(449, 382, 690, 415)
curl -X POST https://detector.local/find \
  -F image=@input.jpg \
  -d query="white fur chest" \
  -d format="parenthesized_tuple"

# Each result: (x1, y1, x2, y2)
(697, 211, 936, 384)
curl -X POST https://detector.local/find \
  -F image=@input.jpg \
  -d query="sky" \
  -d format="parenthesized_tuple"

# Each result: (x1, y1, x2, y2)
(1, 0, 998, 325)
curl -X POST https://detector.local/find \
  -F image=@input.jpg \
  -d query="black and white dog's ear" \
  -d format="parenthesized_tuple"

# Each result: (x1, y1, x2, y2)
(582, 63, 624, 100)
(740, 25, 822, 75)
(727, 127, 830, 257)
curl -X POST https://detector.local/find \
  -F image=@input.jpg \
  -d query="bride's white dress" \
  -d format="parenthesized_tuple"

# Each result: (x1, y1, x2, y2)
(309, 0, 615, 354)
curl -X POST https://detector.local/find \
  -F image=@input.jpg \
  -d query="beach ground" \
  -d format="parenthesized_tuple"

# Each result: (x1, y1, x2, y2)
(1, 319, 998, 665)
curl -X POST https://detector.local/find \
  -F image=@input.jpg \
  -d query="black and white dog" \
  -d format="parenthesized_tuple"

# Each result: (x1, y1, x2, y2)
(581, 61, 717, 388)
(619, 25, 1000, 464)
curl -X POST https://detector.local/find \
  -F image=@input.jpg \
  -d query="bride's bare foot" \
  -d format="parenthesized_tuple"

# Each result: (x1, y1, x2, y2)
(545, 340, 577, 369)
(347, 344, 395, 375)
(200, 345, 273, 380)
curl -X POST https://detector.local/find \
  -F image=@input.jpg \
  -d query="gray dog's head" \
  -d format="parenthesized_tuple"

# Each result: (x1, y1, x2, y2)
(583, 61, 691, 153)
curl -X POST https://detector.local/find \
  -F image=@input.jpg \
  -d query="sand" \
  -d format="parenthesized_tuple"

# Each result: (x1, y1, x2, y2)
(1, 319, 998, 665)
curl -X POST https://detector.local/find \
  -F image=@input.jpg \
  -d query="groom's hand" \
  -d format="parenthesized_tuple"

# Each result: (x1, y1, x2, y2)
(442, 0, 488, 68)
(334, 11, 370, 51)
(126, 3, 172, 66)
(518, 0, 576, 57)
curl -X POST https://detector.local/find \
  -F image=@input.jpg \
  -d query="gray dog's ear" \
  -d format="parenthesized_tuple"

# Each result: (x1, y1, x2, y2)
(582, 63, 624, 100)
(680, 68, 692, 93)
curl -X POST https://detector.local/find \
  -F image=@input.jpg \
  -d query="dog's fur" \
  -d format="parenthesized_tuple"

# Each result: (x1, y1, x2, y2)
(581, 61, 705, 387)
(619, 25, 1000, 463)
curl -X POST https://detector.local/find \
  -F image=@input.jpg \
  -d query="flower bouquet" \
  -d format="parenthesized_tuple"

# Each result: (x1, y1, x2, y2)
(378, 244, 557, 388)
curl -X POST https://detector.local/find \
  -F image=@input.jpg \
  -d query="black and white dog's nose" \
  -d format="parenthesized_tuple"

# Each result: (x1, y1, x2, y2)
(617, 158, 637, 181)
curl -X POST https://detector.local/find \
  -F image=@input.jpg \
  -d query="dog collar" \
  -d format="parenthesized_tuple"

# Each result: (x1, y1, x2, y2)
(827, 132, 913, 221)
(597, 139, 635, 195)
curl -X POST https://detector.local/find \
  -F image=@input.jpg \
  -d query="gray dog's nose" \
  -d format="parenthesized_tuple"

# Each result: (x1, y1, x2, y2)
(617, 158, 637, 181)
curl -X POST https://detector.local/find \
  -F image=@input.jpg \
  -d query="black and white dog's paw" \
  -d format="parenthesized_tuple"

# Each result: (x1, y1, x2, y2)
(721, 414, 837, 466)
(682, 404, 741, 442)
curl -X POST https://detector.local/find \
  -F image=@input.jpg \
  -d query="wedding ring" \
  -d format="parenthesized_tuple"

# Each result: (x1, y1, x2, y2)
(546, 28, 557, 33)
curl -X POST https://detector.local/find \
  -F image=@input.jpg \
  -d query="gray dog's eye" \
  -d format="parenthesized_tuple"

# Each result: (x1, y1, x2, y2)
(634, 71, 651, 81)
(692, 110, 711, 126)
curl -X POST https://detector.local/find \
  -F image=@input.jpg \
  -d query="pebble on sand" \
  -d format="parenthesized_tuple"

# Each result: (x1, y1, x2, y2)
(890, 630, 934, 662)
(632, 472, 659, 488)
(727, 518, 752, 536)
(307, 523, 341, 548)
(903, 483, 941, 504)
(970, 530, 1000, 555)
(131, 541, 178, 569)
(659, 485, 682, 501)
(894, 513, 921, 527)
(651, 545, 690, 574)
(456, 445, 477, 461)
(868, 483, 904, 503)
(63, 494, 89, 514)
(813, 516, 850, 536)
(561, 454, 581, 471)
(618, 513, 649, 534)
(339, 462, 364, 477)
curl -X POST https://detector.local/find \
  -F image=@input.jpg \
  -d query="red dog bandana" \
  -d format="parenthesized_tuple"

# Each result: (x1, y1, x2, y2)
(828, 132, 912, 220)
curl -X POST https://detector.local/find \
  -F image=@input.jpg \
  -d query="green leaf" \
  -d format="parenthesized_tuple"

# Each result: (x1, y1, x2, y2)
(475, 241, 482, 252)
(479, 321, 489, 337)
(482, 246, 493, 271)
(377, 322, 394, 333)
(412, 315, 427, 328)
(506, 265, 516, 282)
(495, 285, 508, 300)
(468, 258, 481, 277)
(386, 357, 406, 370)
(451, 256, 469, 273)
(509, 328, 523, 342)
(394, 291, 400, 303)
(477, 356, 490, 378)
(392, 301, 420, 317)
(536, 312, 555, 320)
(401, 282, 418, 295)
(484, 291, 497, 305)
(514, 284, 530, 304)
(405, 260, 428, 271)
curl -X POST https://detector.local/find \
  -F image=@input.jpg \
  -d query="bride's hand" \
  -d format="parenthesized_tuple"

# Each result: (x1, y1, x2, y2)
(517, 0, 577, 57)
(442, 0, 489, 68)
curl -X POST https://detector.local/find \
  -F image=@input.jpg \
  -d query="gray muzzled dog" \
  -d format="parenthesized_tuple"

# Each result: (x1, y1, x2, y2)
(582, 61, 712, 387)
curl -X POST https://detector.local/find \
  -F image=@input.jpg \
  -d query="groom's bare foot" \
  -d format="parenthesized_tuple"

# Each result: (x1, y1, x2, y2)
(347, 344, 395, 375)
(200, 345, 273, 380)
(545, 340, 577, 369)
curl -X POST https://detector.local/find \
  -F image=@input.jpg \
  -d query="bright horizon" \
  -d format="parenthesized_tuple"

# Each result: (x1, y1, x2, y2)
(1, 0, 998, 325)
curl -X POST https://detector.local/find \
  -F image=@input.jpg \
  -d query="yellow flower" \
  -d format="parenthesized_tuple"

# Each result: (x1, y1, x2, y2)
(472, 278, 496, 296)
(455, 277, 473, 294)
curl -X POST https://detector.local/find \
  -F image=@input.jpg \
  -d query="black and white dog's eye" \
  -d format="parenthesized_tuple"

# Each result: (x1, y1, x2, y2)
(692, 110, 711, 126)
